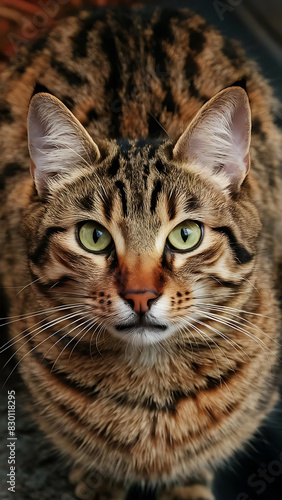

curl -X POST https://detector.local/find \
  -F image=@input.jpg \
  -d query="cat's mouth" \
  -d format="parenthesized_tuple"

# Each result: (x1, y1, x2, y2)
(115, 321, 167, 332)
(111, 315, 172, 345)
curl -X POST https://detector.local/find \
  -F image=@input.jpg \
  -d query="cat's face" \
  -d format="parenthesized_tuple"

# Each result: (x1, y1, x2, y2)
(24, 87, 260, 348)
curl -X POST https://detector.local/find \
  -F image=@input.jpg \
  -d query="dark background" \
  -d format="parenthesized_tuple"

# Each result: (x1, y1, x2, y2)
(0, 1, 282, 499)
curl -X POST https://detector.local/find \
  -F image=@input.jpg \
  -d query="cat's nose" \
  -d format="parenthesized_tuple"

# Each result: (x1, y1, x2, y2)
(122, 289, 159, 314)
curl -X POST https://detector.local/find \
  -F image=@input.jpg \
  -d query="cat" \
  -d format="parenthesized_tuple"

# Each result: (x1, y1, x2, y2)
(0, 6, 281, 500)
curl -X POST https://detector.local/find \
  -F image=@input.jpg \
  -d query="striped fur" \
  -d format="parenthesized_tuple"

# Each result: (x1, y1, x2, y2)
(0, 7, 281, 500)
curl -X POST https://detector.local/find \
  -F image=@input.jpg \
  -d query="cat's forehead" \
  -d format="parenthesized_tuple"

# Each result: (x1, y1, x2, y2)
(99, 139, 173, 205)
(103, 139, 220, 210)
(104, 140, 185, 208)
(51, 137, 230, 254)
(115, 139, 167, 175)
(60, 138, 228, 230)
(102, 140, 171, 225)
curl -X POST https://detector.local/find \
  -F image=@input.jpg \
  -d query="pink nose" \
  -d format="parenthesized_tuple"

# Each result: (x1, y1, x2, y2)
(123, 290, 159, 314)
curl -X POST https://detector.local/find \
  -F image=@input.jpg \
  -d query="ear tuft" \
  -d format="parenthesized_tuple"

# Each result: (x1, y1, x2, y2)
(173, 87, 251, 192)
(27, 93, 100, 197)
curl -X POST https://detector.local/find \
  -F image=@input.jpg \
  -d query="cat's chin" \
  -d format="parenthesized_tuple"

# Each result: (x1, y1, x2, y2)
(108, 323, 175, 347)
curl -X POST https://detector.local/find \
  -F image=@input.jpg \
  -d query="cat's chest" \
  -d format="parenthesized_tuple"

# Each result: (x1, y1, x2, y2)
(18, 325, 253, 435)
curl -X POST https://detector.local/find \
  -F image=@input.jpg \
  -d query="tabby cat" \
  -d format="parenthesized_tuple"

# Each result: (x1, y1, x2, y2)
(0, 6, 281, 500)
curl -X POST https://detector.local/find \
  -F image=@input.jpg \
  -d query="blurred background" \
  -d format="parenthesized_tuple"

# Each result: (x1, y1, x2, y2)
(0, 0, 281, 103)
(0, 1, 281, 499)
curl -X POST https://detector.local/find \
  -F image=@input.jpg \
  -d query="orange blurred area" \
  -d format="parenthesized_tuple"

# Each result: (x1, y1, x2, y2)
(0, 0, 139, 71)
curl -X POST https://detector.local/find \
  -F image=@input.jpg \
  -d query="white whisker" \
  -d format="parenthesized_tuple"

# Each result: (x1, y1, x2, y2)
(0, 304, 87, 353)
(16, 277, 41, 296)
(2, 309, 91, 386)
(50, 315, 96, 371)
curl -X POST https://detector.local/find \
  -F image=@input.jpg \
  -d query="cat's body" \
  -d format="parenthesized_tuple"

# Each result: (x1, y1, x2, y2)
(0, 7, 281, 500)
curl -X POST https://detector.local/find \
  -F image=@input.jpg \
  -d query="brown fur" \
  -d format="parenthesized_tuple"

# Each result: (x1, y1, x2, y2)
(0, 7, 281, 500)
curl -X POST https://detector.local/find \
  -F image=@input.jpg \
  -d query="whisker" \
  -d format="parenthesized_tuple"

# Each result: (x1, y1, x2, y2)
(69, 318, 99, 359)
(0, 303, 84, 328)
(198, 305, 281, 348)
(43, 313, 92, 360)
(192, 292, 241, 301)
(16, 277, 41, 296)
(0, 304, 87, 352)
(192, 317, 250, 363)
(196, 310, 270, 352)
(194, 304, 281, 356)
(196, 302, 279, 320)
(148, 111, 171, 139)
(177, 321, 197, 355)
(93, 322, 107, 358)
(2, 309, 91, 385)
(50, 315, 96, 371)
(179, 316, 236, 369)
(182, 321, 236, 396)
(194, 311, 278, 370)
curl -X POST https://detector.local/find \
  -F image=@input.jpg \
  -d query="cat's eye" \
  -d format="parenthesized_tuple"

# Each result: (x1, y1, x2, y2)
(77, 221, 113, 253)
(167, 220, 203, 252)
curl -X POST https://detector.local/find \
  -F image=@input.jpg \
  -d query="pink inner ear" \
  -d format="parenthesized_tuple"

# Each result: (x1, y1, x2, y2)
(173, 87, 251, 192)
(230, 97, 251, 158)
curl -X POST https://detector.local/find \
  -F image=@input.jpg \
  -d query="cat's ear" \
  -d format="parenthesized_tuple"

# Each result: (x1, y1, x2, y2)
(27, 93, 100, 197)
(173, 87, 251, 192)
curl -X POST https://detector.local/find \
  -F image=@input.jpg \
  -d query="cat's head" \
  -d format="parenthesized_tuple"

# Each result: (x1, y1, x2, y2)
(25, 87, 260, 348)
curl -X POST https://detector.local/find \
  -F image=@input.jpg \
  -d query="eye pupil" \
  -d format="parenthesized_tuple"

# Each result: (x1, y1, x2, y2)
(93, 229, 102, 244)
(181, 228, 190, 243)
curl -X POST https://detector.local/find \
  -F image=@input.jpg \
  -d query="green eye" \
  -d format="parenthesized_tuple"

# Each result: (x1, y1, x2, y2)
(77, 221, 113, 253)
(167, 221, 203, 252)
